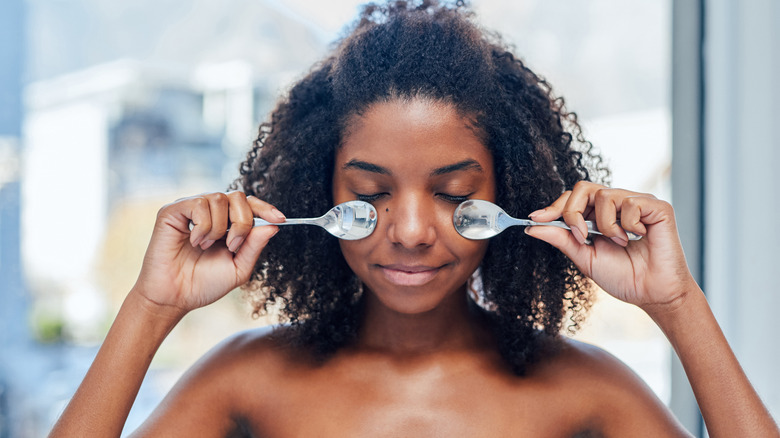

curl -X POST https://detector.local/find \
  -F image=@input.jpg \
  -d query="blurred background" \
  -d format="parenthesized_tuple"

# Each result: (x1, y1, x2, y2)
(0, 0, 777, 436)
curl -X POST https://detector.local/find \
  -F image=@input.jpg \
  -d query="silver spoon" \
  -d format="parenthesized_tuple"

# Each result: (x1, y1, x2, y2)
(189, 200, 377, 240)
(453, 199, 642, 241)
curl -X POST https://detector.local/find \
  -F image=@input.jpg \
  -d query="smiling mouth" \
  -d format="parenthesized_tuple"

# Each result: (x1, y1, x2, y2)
(378, 264, 443, 287)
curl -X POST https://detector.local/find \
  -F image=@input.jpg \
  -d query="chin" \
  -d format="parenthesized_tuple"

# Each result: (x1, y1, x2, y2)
(365, 283, 466, 316)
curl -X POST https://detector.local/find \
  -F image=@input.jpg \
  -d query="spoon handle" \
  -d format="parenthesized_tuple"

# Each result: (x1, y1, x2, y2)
(252, 217, 316, 227)
(514, 218, 642, 241)
(187, 217, 316, 231)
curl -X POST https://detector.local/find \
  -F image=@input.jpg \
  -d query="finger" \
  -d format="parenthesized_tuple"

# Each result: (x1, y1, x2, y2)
(561, 181, 604, 244)
(199, 192, 231, 249)
(523, 225, 592, 271)
(246, 196, 286, 224)
(186, 196, 213, 247)
(233, 225, 279, 283)
(599, 191, 657, 239)
(528, 190, 572, 221)
(617, 199, 647, 237)
(593, 188, 632, 246)
(225, 191, 253, 253)
(618, 196, 670, 236)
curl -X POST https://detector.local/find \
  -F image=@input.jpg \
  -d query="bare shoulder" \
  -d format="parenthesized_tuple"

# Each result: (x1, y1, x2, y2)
(542, 337, 645, 382)
(200, 324, 301, 372)
(131, 325, 302, 436)
(534, 337, 691, 437)
(181, 323, 311, 397)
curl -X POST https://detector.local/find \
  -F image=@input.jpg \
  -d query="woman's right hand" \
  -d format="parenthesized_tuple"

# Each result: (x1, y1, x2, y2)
(130, 191, 284, 316)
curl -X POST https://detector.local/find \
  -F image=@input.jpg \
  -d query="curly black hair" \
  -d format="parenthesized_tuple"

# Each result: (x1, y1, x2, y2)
(233, 0, 608, 375)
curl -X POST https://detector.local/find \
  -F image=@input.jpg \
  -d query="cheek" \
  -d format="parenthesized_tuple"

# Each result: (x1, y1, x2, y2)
(454, 239, 489, 268)
(440, 211, 488, 258)
(338, 239, 372, 272)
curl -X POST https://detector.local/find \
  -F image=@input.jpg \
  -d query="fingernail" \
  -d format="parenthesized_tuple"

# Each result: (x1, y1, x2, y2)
(271, 208, 286, 221)
(200, 239, 216, 250)
(228, 236, 244, 253)
(611, 236, 628, 247)
(528, 209, 545, 219)
(570, 226, 586, 245)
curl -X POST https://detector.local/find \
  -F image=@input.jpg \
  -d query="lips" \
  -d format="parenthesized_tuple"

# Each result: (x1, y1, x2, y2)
(378, 264, 443, 287)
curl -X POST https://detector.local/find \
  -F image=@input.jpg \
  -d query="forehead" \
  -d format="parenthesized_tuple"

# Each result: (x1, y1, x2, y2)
(337, 99, 492, 172)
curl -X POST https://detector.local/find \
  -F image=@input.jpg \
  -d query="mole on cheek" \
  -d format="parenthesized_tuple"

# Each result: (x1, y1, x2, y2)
(385, 208, 389, 212)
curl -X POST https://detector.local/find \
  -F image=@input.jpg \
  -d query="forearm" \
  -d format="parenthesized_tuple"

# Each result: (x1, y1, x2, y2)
(646, 288, 779, 437)
(49, 290, 185, 437)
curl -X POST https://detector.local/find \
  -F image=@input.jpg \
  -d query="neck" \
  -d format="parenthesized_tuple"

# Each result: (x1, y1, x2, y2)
(357, 287, 490, 356)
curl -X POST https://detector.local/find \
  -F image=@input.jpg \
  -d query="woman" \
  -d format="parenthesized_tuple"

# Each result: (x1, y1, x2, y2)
(50, 1, 778, 436)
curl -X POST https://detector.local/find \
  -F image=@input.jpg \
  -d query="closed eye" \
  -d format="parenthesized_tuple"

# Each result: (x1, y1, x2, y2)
(356, 192, 388, 202)
(437, 193, 471, 204)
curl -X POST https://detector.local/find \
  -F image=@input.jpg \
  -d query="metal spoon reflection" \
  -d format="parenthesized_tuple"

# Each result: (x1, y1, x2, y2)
(189, 200, 377, 240)
(452, 199, 642, 241)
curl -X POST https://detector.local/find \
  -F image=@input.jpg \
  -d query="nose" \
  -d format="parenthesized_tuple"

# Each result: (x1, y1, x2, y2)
(385, 195, 437, 248)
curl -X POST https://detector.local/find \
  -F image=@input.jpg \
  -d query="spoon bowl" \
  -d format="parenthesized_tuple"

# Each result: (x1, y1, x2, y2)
(304, 200, 378, 240)
(453, 199, 642, 241)
(189, 200, 377, 240)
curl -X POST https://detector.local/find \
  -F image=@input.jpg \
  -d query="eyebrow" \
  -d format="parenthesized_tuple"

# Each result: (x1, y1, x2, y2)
(342, 159, 392, 175)
(342, 158, 484, 177)
(430, 159, 483, 176)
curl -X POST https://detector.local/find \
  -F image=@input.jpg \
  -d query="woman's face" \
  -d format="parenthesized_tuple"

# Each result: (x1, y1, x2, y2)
(333, 98, 496, 315)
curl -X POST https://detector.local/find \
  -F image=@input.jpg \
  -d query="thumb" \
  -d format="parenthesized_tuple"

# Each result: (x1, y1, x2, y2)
(524, 225, 591, 267)
(233, 226, 278, 281)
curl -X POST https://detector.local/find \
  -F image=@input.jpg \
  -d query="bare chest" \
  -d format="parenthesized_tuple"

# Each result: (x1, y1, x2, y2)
(240, 357, 602, 438)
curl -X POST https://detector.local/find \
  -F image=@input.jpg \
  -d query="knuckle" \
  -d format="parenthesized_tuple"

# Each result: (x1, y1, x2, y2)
(226, 190, 247, 201)
(593, 188, 611, 204)
(561, 210, 580, 221)
(572, 180, 594, 191)
(656, 199, 673, 212)
(211, 192, 229, 206)
(623, 196, 640, 208)
(192, 196, 209, 209)
(156, 203, 173, 220)
(623, 196, 653, 209)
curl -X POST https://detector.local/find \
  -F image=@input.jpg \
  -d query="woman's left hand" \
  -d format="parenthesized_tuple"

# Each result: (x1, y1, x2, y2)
(523, 181, 699, 312)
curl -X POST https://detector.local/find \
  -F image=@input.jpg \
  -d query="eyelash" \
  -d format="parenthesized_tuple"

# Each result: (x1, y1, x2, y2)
(356, 193, 388, 202)
(355, 193, 471, 204)
(437, 193, 470, 204)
